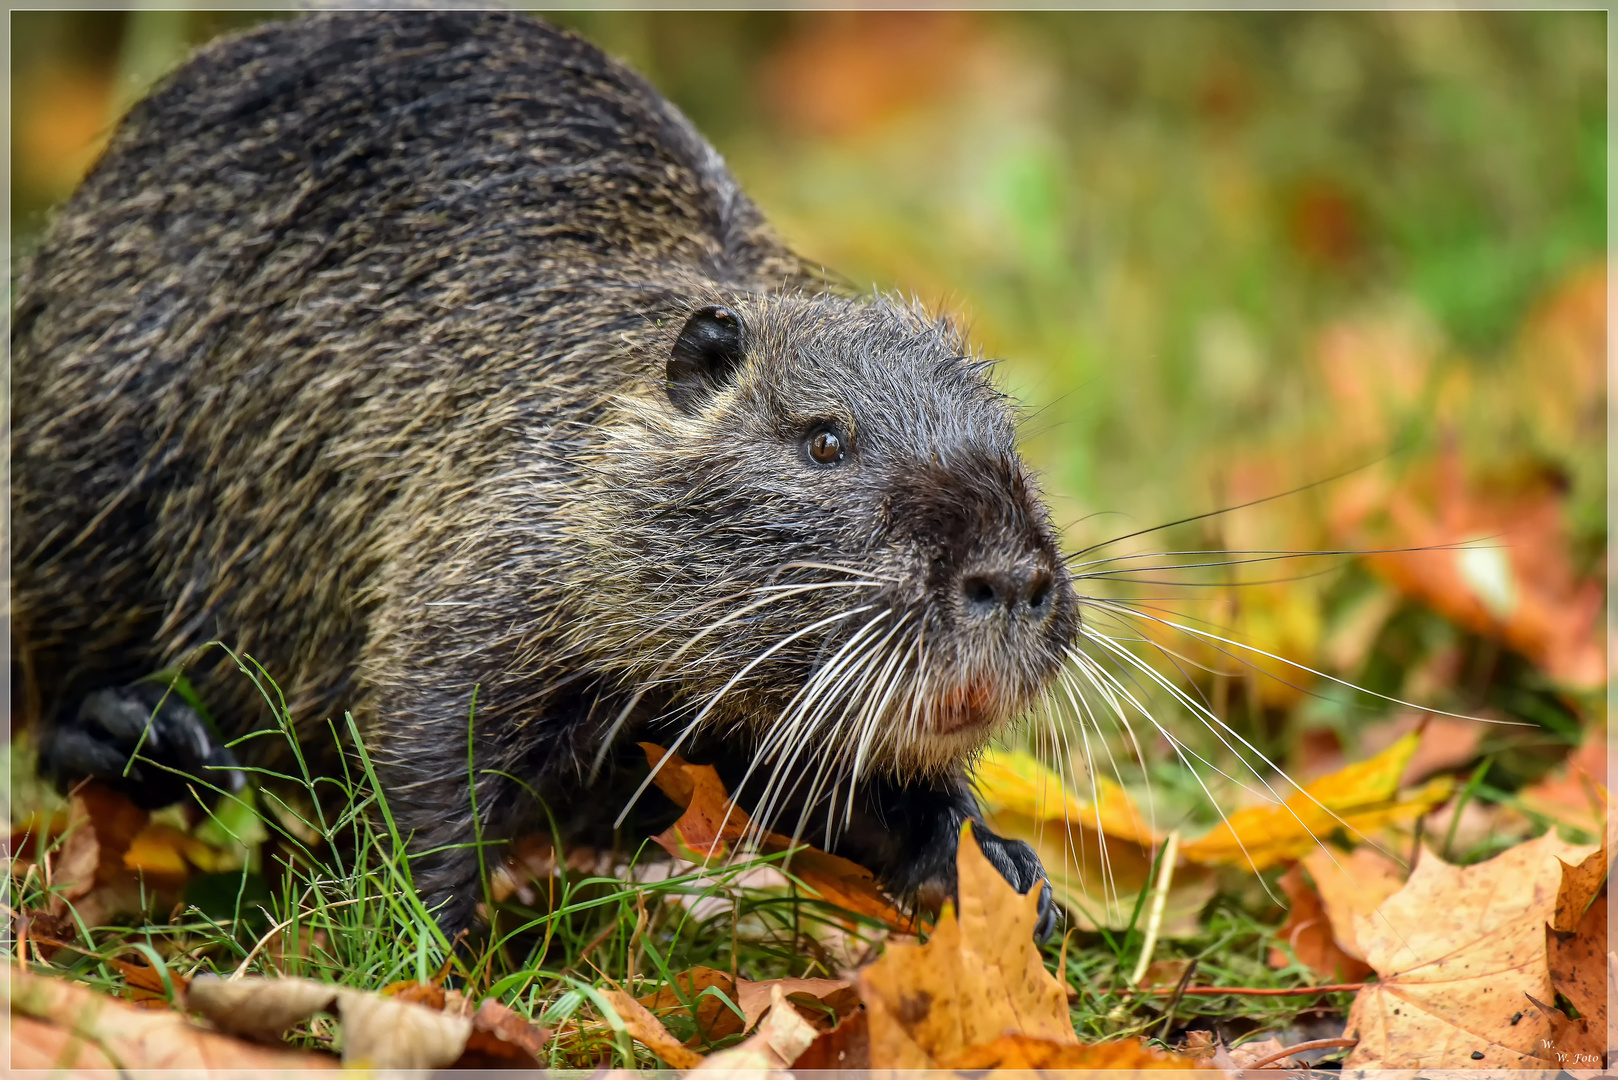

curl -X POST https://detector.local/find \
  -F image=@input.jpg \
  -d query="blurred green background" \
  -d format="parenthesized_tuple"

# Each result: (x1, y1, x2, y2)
(10, 10, 1608, 839)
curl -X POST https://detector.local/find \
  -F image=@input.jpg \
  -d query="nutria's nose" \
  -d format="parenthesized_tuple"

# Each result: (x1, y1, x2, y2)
(960, 561, 1056, 622)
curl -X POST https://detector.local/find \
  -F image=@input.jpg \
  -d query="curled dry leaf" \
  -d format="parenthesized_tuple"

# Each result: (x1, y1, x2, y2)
(338, 988, 472, 1069)
(735, 976, 854, 1032)
(641, 743, 915, 931)
(857, 821, 1075, 1068)
(186, 974, 340, 1042)
(8, 967, 336, 1072)
(600, 987, 704, 1069)
(459, 997, 552, 1068)
(1343, 831, 1600, 1069)
(1181, 731, 1453, 870)
(692, 983, 820, 1072)
(187, 973, 491, 1070)
(187, 972, 552, 1069)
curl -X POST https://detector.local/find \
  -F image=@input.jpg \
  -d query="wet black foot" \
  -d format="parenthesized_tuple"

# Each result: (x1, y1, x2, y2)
(41, 682, 244, 809)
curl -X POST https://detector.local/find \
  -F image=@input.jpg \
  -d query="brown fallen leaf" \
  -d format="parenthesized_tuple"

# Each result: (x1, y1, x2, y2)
(636, 965, 742, 1043)
(185, 974, 341, 1041)
(944, 1031, 1195, 1070)
(1268, 863, 1373, 982)
(641, 743, 916, 931)
(1225, 1035, 1289, 1069)
(50, 795, 102, 916)
(1541, 839, 1610, 1065)
(1181, 731, 1454, 870)
(1335, 447, 1606, 689)
(1545, 886, 1607, 1064)
(1179, 1028, 1234, 1070)
(794, 1008, 870, 1069)
(1300, 844, 1406, 962)
(599, 987, 704, 1069)
(7, 968, 336, 1072)
(455, 997, 552, 1069)
(110, 953, 191, 1004)
(12, 783, 198, 930)
(734, 976, 854, 1032)
(1552, 840, 1610, 933)
(858, 821, 1075, 1067)
(1343, 831, 1600, 1069)
(692, 983, 820, 1071)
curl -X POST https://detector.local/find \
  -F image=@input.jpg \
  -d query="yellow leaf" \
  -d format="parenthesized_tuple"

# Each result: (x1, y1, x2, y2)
(975, 747, 1159, 845)
(1181, 734, 1456, 869)
(857, 821, 1077, 1068)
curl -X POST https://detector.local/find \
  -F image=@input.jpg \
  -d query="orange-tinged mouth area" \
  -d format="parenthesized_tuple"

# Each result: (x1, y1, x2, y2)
(931, 678, 1010, 735)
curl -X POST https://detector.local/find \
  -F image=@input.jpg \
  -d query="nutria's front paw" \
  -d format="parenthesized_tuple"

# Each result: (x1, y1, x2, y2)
(971, 825, 1058, 940)
(41, 683, 244, 810)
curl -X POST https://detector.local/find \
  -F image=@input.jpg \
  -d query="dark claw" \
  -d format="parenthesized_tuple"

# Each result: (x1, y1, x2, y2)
(42, 682, 244, 809)
(973, 825, 1060, 941)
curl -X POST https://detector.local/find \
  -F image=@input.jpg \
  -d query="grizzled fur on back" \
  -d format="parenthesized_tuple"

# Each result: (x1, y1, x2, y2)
(14, 10, 1078, 928)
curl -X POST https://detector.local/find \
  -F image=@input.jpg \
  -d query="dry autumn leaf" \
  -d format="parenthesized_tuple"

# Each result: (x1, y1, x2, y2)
(735, 976, 854, 1032)
(975, 747, 1158, 845)
(186, 973, 547, 1070)
(857, 821, 1075, 1067)
(7, 967, 336, 1072)
(1268, 863, 1374, 982)
(1299, 843, 1406, 963)
(975, 747, 1215, 935)
(1334, 447, 1605, 689)
(1542, 840, 1610, 1065)
(641, 743, 915, 931)
(1343, 831, 1600, 1069)
(794, 1009, 870, 1069)
(946, 1031, 1194, 1070)
(636, 965, 743, 1043)
(1181, 731, 1454, 870)
(692, 983, 820, 1072)
(600, 987, 705, 1069)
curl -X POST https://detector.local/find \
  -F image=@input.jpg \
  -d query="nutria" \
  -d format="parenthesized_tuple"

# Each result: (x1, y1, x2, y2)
(12, 10, 1077, 933)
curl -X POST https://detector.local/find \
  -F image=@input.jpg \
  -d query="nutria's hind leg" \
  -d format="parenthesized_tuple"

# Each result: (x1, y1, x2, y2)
(40, 682, 245, 810)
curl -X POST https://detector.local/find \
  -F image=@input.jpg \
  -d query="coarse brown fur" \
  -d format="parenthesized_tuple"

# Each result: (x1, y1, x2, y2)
(12, 10, 1078, 930)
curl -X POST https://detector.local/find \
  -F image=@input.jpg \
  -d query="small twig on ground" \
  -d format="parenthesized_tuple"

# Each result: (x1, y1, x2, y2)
(1127, 983, 1365, 997)
(1244, 1036, 1361, 1069)
(1155, 956, 1200, 1041)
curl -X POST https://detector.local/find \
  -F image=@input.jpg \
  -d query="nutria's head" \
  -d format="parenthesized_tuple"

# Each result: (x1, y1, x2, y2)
(582, 290, 1078, 781)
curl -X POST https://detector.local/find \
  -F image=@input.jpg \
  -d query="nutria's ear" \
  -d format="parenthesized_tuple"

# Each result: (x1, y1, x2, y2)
(667, 305, 745, 413)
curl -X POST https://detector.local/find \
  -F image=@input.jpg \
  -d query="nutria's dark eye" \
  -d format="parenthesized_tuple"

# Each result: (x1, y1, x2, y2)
(806, 426, 845, 466)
